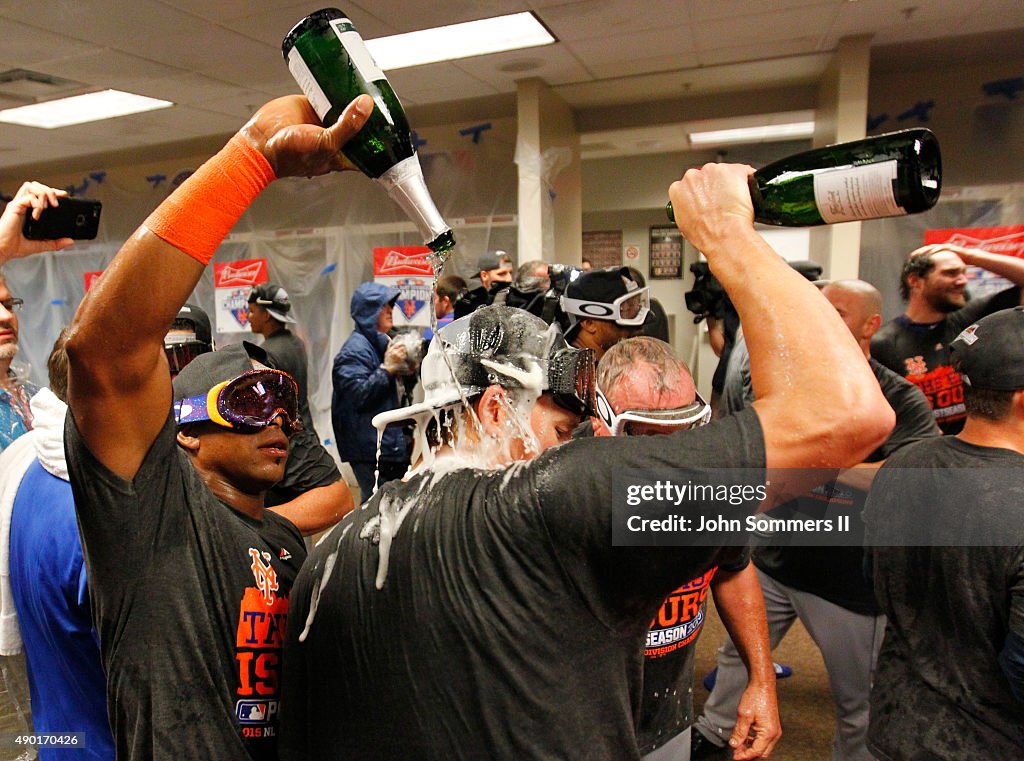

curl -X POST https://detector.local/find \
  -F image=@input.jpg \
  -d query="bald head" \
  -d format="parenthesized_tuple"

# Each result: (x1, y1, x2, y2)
(822, 280, 883, 355)
(598, 336, 697, 412)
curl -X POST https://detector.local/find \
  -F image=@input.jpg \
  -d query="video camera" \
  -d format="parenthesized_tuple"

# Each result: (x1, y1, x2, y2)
(684, 262, 730, 324)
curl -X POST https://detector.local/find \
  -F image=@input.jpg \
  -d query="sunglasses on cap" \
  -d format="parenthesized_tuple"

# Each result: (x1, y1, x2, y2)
(174, 369, 301, 435)
(594, 384, 711, 437)
(164, 335, 213, 377)
(560, 286, 651, 326)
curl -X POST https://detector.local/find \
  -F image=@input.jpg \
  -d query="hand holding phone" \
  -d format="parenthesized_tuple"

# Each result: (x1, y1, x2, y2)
(22, 197, 102, 241)
(0, 181, 79, 263)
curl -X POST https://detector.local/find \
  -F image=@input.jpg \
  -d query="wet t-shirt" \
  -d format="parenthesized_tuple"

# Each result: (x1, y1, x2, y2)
(65, 413, 306, 761)
(871, 288, 1019, 434)
(865, 437, 1024, 759)
(280, 408, 765, 761)
(638, 548, 749, 754)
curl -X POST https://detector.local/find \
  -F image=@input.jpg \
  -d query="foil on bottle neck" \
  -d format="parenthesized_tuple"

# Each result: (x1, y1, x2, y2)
(376, 155, 451, 248)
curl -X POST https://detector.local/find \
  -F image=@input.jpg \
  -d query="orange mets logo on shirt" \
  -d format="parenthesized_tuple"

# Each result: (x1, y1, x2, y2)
(249, 548, 279, 606)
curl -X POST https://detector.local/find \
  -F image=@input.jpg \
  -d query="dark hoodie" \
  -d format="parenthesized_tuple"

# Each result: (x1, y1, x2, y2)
(330, 282, 406, 464)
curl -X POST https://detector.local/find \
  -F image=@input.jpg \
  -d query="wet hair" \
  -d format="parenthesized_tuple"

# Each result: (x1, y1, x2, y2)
(435, 274, 468, 303)
(47, 327, 72, 403)
(598, 336, 690, 397)
(899, 252, 938, 301)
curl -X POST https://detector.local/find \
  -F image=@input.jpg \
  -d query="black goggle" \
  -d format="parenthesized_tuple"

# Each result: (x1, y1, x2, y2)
(164, 338, 213, 376)
(174, 369, 301, 435)
(548, 346, 595, 417)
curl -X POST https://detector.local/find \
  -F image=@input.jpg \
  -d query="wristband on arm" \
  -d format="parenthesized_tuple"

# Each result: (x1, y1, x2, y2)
(143, 134, 276, 265)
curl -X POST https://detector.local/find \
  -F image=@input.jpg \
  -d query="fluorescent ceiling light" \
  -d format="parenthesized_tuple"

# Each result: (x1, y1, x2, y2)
(366, 12, 555, 70)
(0, 89, 173, 129)
(689, 121, 815, 147)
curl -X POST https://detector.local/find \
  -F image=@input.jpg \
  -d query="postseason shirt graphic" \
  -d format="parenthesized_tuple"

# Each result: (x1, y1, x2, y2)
(646, 570, 716, 659)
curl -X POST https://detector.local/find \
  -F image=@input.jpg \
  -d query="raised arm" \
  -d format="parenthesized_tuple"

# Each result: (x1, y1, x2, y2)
(65, 95, 372, 479)
(912, 243, 1024, 292)
(668, 165, 894, 476)
(0, 181, 75, 263)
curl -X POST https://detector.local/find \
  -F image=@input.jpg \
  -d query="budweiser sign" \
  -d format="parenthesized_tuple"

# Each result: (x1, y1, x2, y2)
(373, 246, 434, 277)
(924, 226, 1024, 258)
(214, 259, 268, 288)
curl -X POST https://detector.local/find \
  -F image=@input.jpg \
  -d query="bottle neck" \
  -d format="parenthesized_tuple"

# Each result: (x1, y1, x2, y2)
(376, 155, 451, 246)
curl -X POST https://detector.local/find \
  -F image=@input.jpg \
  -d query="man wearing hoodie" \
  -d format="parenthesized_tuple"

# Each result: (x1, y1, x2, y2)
(331, 281, 420, 501)
(0, 329, 114, 759)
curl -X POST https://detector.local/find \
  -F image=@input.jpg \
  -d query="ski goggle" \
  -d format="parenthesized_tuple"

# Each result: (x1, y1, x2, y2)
(548, 346, 596, 417)
(174, 369, 301, 434)
(164, 335, 213, 377)
(594, 384, 711, 437)
(560, 286, 650, 326)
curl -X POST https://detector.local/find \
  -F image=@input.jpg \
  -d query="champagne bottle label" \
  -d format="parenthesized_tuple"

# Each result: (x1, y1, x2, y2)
(328, 18, 386, 84)
(286, 50, 333, 121)
(813, 160, 906, 224)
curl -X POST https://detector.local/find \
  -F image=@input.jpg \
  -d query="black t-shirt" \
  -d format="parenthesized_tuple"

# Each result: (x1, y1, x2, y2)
(638, 548, 750, 754)
(279, 408, 766, 761)
(260, 331, 341, 508)
(871, 287, 1020, 434)
(753, 359, 938, 614)
(864, 437, 1024, 760)
(65, 413, 307, 761)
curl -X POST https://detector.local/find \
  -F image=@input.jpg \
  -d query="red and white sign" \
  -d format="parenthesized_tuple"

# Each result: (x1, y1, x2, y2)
(624, 244, 640, 261)
(84, 271, 103, 292)
(214, 258, 268, 333)
(373, 246, 435, 277)
(924, 225, 1024, 298)
(373, 246, 435, 328)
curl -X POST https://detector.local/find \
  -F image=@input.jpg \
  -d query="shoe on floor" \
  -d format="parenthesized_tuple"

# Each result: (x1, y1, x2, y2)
(701, 662, 794, 691)
(690, 730, 729, 760)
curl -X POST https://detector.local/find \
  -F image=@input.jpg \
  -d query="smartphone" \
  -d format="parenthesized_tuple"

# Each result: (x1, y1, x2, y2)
(22, 198, 102, 240)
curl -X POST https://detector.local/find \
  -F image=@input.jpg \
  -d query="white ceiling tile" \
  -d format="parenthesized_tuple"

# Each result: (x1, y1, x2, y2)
(697, 37, 825, 68)
(564, 24, 698, 78)
(449, 44, 592, 89)
(29, 49, 185, 94)
(538, 0, 689, 42)
(688, 0, 838, 22)
(0, 18, 101, 67)
(692, 4, 839, 49)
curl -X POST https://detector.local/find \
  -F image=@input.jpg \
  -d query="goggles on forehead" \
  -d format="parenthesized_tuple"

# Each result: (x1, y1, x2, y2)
(560, 286, 650, 327)
(594, 384, 711, 437)
(164, 335, 213, 376)
(174, 369, 301, 435)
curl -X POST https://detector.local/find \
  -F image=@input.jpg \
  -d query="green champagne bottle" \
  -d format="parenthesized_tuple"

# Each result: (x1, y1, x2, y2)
(666, 129, 941, 227)
(283, 8, 455, 255)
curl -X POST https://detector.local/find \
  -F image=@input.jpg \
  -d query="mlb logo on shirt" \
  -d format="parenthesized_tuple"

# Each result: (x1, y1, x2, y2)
(237, 699, 278, 724)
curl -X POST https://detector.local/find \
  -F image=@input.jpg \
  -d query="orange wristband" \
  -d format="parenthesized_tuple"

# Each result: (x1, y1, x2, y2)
(143, 134, 276, 265)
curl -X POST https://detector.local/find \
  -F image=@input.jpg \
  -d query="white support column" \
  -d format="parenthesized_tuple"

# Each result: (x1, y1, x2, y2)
(516, 78, 582, 266)
(811, 35, 872, 280)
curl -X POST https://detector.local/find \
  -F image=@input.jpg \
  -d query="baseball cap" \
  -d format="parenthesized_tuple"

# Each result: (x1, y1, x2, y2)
(476, 250, 512, 275)
(172, 341, 270, 406)
(249, 283, 297, 324)
(373, 305, 595, 430)
(172, 303, 213, 345)
(560, 267, 650, 340)
(950, 307, 1024, 391)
